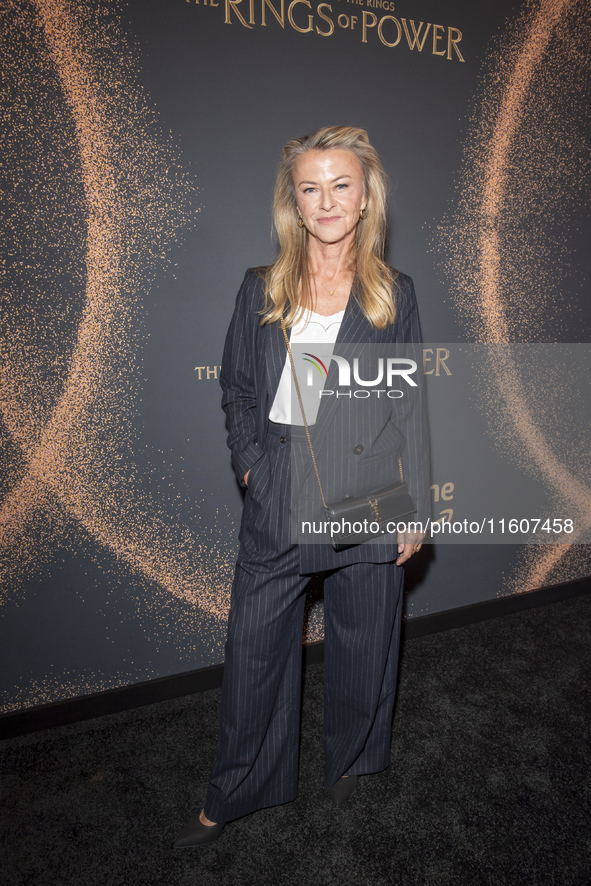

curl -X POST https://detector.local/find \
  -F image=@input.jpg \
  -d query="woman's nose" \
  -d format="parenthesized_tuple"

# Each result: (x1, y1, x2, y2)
(319, 188, 335, 211)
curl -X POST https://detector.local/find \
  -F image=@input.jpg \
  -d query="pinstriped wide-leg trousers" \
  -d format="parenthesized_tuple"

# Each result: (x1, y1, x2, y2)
(204, 426, 404, 824)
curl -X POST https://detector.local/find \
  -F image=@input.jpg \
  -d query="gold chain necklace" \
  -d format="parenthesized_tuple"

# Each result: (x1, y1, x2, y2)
(314, 274, 344, 297)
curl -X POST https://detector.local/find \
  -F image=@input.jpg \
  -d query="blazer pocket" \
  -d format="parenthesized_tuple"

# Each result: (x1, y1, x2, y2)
(246, 451, 269, 498)
(357, 447, 401, 468)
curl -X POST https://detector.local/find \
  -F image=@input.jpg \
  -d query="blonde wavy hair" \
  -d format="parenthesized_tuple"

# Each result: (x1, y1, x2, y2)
(260, 126, 397, 329)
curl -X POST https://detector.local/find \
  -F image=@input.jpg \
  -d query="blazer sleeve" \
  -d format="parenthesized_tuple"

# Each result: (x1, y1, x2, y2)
(219, 269, 265, 487)
(393, 273, 431, 528)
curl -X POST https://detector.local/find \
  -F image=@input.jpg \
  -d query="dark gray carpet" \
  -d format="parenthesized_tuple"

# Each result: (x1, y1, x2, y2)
(2, 594, 590, 886)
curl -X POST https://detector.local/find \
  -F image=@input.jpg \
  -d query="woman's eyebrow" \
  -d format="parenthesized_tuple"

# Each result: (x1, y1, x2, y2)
(297, 174, 353, 186)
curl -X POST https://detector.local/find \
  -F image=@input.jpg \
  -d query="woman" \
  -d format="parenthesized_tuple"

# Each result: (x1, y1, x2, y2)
(175, 126, 429, 847)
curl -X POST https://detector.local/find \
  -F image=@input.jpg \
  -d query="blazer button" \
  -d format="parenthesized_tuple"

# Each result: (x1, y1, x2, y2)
(280, 436, 286, 443)
(352, 444, 364, 455)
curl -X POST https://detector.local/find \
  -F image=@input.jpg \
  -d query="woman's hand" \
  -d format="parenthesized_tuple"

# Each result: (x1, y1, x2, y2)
(396, 530, 426, 565)
(244, 470, 250, 486)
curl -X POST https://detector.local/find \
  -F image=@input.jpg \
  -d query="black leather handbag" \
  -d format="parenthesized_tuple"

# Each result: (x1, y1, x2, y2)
(282, 326, 416, 551)
(324, 478, 417, 550)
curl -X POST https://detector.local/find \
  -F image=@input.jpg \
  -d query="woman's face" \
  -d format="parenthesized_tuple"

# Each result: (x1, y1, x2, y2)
(293, 148, 367, 247)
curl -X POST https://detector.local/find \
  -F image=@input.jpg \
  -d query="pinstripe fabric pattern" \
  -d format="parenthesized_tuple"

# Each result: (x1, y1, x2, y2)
(220, 268, 429, 573)
(204, 269, 427, 823)
(204, 427, 404, 822)
(292, 340, 426, 568)
(323, 561, 403, 784)
(205, 430, 306, 822)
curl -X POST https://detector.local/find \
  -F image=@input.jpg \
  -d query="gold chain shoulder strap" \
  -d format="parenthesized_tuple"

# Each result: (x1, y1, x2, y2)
(281, 324, 328, 509)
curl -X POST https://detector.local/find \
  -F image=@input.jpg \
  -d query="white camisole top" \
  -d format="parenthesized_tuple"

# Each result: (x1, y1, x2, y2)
(269, 308, 345, 426)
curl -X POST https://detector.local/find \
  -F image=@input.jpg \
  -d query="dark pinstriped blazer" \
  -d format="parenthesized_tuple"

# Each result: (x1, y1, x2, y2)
(220, 268, 430, 572)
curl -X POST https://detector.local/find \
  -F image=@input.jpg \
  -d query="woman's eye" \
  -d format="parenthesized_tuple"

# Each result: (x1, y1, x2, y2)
(336, 183, 348, 190)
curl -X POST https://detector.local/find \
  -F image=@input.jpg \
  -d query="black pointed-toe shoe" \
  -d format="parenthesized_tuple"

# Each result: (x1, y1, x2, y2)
(173, 814, 225, 848)
(327, 775, 359, 807)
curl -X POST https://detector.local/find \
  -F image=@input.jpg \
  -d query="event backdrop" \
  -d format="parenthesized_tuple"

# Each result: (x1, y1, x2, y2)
(1, 0, 590, 713)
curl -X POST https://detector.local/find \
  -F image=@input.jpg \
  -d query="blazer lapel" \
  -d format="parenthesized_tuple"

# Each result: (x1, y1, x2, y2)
(257, 317, 289, 446)
(265, 319, 288, 402)
(309, 288, 376, 453)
